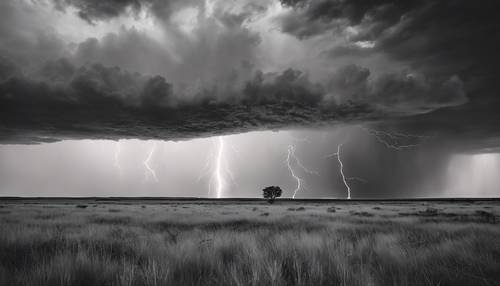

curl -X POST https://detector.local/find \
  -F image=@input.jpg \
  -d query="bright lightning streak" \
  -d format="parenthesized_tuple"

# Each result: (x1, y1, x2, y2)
(327, 144, 353, 199)
(215, 136, 225, 198)
(199, 136, 234, 198)
(286, 145, 318, 198)
(286, 145, 303, 198)
(143, 143, 158, 182)
(114, 141, 122, 178)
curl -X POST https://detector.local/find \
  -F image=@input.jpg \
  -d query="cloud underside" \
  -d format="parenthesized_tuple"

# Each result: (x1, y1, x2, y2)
(0, 0, 498, 149)
(0, 102, 369, 144)
(0, 57, 466, 144)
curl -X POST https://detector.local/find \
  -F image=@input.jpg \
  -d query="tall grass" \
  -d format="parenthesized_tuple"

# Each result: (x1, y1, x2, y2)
(0, 201, 498, 286)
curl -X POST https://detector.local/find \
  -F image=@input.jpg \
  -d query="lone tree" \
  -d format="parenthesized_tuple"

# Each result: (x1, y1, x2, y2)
(262, 186, 282, 204)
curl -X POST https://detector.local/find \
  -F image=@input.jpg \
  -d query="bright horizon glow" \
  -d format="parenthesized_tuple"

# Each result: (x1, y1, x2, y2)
(445, 153, 500, 197)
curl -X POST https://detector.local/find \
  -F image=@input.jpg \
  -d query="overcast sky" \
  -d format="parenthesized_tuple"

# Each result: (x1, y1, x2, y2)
(0, 0, 499, 197)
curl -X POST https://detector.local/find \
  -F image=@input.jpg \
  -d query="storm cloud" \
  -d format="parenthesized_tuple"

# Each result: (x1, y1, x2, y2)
(0, 56, 466, 143)
(0, 0, 498, 151)
(277, 0, 500, 152)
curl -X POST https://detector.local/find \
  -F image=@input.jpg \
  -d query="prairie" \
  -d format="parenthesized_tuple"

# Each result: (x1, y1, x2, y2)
(0, 198, 499, 286)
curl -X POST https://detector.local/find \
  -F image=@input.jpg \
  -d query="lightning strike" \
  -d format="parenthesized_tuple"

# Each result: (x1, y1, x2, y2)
(326, 144, 367, 199)
(327, 144, 352, 199)
(114, 141, 122, 178)
(286, 145, 318, 199)
(143, 143, 158, 182)
(214, 136, 225, 198)
(322, 126, 423, 199)
(199, 136, 235, 198)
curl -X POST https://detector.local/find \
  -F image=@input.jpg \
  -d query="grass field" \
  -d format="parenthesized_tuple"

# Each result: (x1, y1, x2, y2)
(0, 198, 499, 286)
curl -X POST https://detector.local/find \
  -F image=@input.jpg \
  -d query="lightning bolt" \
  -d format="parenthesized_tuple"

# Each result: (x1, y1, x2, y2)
(198, 136, 235, 198)
(286, 145, 318, 199)
(360, 127, 428, 150)
(143, 143, 158, 182)
(327, 144, 362, 199)
(114, 141, 122, 178)
(214, 136, 225, 198)
(323, 126, 423, 199)
(286, 145, 303, 199)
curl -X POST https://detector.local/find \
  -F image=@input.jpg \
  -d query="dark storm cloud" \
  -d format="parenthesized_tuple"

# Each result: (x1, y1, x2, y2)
(278, 0, 499, 89)
(0, 0, 497, 150)
(325, 64, 466, 114)
(278, 0, 500, 152)
(0, 57, 466, 143)
(279, 0, 499, 77)
(278, 0, 420, 39)
(53, 0, 144, 23)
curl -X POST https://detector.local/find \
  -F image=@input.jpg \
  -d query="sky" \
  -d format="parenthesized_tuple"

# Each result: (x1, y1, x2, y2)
(0, 0, 499, 198)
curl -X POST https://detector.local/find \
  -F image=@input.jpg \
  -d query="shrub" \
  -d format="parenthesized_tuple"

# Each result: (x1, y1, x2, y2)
(262, 186, 282, 204)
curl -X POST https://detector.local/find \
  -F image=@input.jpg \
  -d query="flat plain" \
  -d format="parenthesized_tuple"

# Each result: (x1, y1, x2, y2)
(0, 198, 499, 286)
